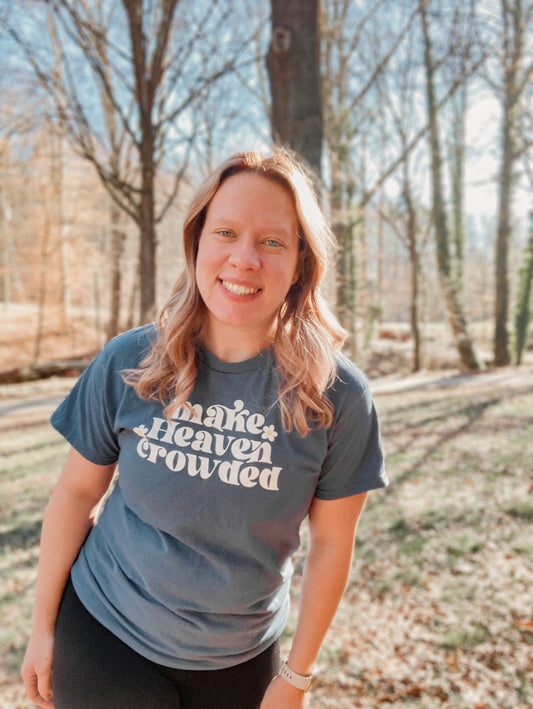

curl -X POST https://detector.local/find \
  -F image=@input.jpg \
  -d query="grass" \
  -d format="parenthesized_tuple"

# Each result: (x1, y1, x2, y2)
(306, 370, 533, 708)
(1, 369, 533, 708)
(0, 395, 70, 688)
(439, 622, 491, 650)
(505, 501, 533, 521)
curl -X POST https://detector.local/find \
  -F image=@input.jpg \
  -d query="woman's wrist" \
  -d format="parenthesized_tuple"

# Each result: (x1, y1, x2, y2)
(286, 649, 317, 678)
(278, 660, 314, 692)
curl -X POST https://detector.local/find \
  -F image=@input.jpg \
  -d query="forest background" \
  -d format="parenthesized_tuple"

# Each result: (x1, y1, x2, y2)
(0, 1, 532, 708)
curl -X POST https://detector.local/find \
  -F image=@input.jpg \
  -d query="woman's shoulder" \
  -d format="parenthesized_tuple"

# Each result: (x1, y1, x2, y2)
(333, 352, 370, 390)
(326, 352, 373, 409)
(97, 323, 157, 368)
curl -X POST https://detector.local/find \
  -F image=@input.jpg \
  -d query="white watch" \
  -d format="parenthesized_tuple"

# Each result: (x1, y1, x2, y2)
(278, 661, 314, 692)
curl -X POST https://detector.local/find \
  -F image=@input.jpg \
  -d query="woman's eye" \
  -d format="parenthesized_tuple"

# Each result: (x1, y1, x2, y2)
(265, 238, 283, 248)
(217, 229, 233, 238)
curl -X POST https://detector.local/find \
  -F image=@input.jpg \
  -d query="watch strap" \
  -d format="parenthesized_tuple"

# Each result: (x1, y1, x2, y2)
(278, 661, 314, 692)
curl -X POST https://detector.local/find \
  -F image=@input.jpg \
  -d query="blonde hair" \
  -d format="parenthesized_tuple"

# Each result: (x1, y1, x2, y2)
(126, 150, 346, 435)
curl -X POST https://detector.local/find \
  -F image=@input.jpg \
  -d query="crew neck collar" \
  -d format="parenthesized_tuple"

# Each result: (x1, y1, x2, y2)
(201, 346, 273, 373)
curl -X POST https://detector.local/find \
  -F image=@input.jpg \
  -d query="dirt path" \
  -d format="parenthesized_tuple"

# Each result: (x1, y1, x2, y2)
(370, 363, 533, 395)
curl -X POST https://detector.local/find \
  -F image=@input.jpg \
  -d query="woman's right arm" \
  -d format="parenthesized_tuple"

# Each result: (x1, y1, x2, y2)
(20, 447, 117, 709)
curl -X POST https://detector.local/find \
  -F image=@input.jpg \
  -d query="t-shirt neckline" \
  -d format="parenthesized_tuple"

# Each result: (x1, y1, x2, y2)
(201, 346, 273, 373)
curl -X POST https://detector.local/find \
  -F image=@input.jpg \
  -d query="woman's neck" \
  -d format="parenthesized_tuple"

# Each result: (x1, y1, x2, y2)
(202, 323, 275, 363)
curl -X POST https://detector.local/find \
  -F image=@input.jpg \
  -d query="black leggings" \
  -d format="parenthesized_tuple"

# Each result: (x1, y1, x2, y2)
(53, 579, 280, 709)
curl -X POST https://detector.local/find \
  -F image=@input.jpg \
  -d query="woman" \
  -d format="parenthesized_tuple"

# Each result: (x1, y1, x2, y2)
(21, 150, 387, 709)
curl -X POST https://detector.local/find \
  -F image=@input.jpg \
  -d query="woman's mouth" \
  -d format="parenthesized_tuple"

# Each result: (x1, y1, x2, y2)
(221, 280, 260, 296)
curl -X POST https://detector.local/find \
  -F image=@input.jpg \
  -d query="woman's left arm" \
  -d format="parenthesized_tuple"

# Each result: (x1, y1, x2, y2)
(260, 491, 368, 709)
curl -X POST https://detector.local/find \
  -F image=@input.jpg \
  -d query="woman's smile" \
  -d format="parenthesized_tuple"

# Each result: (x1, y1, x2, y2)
(219, 279, 261, 296)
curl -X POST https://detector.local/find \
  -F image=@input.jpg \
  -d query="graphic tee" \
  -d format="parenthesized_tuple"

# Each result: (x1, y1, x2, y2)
(51, 325, 387, 670)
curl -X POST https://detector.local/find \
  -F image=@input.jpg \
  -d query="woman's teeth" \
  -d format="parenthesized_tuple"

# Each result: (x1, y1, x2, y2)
(222, 281, 259, 295)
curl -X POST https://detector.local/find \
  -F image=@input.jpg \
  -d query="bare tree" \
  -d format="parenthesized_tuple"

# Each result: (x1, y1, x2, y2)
(0, 180, 14, 305)
(6, 0, 258, 322)
(266, 0, 323, 175)
(48, 14, 70, 329)
(448, 81, 468, 293)
(321, 0, 417, 354)
(489, 0, 533, 365)
(420, 0, 481, 370)
(513, 210, 533, 364)
(376, 28, 433, 372)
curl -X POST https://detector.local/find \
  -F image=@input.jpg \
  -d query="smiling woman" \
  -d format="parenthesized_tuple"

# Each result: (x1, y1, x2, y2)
(20, 150, 388, 709)
(132, 150, 348, 436)
(195, 171, 300, 359)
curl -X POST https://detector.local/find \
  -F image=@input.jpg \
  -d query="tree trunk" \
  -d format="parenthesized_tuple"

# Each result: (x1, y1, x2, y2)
(51, 130, 70, 330)
(93, 268, 104, 350)
(493, 0, 524, 366)
(333, 213, 357, 356)
(266, 0, 323, 175)
(409, 242, 422, 373)
(494, 132, 513, 365)
(420, 1, 480, 370)
(404, 166, 422, 372)
(138, 152, 157, 323)
(330, 143, 358, 358)
(106, 203, 126, 341)
(0, 188, 13, 304)
(49, 13, 70, 329)
(33, 214, 51, 364)
(513, 211, 533, 365)
(450, 83, 467, 292)
(122, 0, 179, 323)
(94, 2, 127, 340)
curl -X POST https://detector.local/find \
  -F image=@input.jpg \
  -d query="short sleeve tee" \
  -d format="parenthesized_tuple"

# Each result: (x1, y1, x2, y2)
(51, 325, 387, 670)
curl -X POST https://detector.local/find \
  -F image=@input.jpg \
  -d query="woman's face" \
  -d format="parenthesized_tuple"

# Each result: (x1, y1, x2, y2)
(196, 172, 300, 358)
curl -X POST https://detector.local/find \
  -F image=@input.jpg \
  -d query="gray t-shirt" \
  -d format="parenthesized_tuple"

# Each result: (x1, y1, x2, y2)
(51, 324, 387, 670)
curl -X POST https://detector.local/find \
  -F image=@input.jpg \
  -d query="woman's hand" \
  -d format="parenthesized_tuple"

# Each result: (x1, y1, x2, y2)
(260, 674, 309, 709)
(20, 631, 55, 709)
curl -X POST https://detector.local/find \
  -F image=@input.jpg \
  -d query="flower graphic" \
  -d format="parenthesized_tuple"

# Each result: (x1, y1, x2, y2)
(262, 425, 278, 441)
(133, 425, 149, 437)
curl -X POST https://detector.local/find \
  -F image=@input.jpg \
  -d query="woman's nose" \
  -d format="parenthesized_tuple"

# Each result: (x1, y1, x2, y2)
(228, 237, 261, 270)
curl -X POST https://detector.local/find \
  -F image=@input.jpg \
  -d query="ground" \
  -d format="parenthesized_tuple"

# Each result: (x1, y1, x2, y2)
(1, 305, 532, 708)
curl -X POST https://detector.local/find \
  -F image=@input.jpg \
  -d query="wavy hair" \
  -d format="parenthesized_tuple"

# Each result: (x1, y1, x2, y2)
(126, 150, 346, 435)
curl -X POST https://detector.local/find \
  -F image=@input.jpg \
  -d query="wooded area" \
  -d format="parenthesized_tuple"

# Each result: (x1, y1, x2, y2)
(1, 0, 532, 373)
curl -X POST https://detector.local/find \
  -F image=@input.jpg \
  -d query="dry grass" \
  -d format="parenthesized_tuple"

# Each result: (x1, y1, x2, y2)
(302, 368, 533, 708)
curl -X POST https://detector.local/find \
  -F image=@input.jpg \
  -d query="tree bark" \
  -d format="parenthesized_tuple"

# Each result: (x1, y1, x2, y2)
(266, 0, 323, 175)
(33, 214, 51, 365)
(493, 0, 525, 366)
(0, 187, 13, 304)
(123, 0, 179, 323)
(513, 211, 533, 364)
(106, 204, 126, 341)
(49, 13, 70, 330)
(420, 1, 480, 370)
(94, 0, 128, 339)
(403, 164, 422, 372)
(449, 83, 467, 292)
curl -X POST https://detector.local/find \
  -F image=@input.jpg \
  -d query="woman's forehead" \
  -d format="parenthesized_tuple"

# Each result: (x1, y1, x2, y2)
(205, 172, 299, 230)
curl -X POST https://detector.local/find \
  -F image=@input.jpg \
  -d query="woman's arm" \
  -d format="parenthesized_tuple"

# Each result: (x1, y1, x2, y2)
(260, 491, 368, 709)
(20, 447, 116, 709)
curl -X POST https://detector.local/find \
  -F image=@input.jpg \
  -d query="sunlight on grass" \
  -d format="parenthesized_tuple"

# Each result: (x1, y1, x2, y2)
(0, 398, 69, 693)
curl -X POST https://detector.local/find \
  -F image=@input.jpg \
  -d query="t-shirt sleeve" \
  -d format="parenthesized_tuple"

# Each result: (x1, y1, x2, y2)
(51, 348, 121, 465)
(50, 333, 139, 465)
(314, 361, 388, 500)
